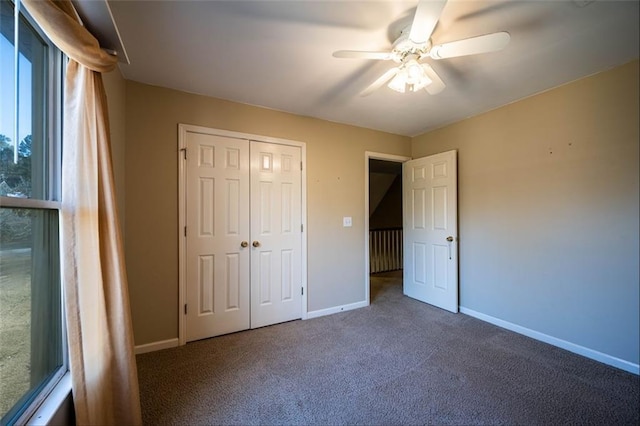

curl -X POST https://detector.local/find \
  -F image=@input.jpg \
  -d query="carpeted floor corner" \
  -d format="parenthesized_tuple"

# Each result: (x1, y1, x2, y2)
(136, 271, 639, 425)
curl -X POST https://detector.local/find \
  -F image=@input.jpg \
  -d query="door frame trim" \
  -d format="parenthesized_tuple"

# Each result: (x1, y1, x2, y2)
(178, 124, 308, 346)
(364, 151, 411, 306)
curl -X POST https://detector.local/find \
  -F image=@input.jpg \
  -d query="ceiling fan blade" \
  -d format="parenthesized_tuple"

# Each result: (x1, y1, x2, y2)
(409, 0, 447, 45)
(360, 67, 400, 97)
(429, 31, 510, 59)
(421, 64, 445, 95)
(333, 50, 392, 60)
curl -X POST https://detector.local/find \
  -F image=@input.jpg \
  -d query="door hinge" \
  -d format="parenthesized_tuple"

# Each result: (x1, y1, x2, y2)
(301, 287, 304, 296)
(184, 226, 187, 237)
(300, 161, 303, 171)
(180, 148, 187, 160)
(184, 304, 187, 315)
(301, 224, 304, 232)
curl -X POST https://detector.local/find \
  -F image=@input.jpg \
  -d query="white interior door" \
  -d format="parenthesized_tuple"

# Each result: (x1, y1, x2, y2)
(250, 141, 303, 328)
(403, 150, 458, 313)
(185, 132, 250, 341)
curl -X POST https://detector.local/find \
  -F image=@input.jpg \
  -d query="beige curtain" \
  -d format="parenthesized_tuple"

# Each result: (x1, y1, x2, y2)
(22, 1, 142, 424)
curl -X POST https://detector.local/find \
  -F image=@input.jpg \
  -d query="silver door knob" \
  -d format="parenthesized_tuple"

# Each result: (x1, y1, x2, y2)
(446, 236, 454, 242)
(252, 241, 261, 248)
(240, 241, 248, 248)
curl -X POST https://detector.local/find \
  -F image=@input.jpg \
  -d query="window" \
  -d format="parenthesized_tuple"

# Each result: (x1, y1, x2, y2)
(0, 1, 65, 424)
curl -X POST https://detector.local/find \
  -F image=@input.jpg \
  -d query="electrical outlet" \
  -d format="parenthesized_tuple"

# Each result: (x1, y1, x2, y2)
(343, 217, 352, 227)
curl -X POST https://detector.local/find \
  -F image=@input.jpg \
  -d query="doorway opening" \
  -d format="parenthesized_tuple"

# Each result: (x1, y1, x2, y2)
(364, 152, 410, 305)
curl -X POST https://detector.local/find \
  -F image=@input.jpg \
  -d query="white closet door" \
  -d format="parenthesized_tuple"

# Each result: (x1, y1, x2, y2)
(250, 141, 303, 328)
(403, 150, 458, 313)
(185, 132, 250, 341)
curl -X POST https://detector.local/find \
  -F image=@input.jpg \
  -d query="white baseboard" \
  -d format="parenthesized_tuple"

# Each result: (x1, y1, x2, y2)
(307, 300, 368, 319)
(134, 338, 180, 355)
(135, 302, 370, 353)
(460, 306, 639, 375)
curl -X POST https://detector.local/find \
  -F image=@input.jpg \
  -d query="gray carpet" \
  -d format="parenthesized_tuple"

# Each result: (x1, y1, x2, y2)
(137, 271, 639, 425)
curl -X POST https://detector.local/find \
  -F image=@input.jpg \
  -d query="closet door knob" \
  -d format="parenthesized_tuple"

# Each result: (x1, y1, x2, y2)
(240, 241, 249, 248)
(252, 241, 261, 248)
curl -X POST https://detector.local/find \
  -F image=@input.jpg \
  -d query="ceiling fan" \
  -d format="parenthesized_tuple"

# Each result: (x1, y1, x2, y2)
(332, 0, 510, 96)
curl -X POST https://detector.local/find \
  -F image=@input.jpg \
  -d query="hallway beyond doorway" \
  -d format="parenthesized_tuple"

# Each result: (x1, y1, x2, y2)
(370, 270, 402, 303)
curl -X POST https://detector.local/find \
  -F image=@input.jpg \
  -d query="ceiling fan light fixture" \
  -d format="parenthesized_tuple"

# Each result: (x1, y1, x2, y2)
(406, 60, 424, 82)
(387, 60, 433, 93)
(411, 73, 433, 92)
(387, 70, 407, 93)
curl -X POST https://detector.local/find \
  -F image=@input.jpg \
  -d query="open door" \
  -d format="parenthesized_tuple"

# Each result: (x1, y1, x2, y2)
(403, 150, 458, 313)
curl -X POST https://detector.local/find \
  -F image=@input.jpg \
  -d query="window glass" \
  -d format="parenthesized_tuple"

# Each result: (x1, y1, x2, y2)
(0, 209, 62, 421)
(0, 0, 48, 200)
(0, 1, 64, 424)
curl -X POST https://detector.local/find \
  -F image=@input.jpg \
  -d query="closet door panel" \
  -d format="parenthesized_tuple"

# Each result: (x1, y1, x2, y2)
(185, 133, 250, 341)
(250, 142, 303, 328)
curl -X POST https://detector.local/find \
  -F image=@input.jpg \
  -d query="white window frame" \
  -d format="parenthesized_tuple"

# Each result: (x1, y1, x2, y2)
(0, 1, 68, 424)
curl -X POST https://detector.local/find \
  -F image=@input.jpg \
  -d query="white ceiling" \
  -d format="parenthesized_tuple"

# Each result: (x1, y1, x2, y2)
(107, 0, 639, 137)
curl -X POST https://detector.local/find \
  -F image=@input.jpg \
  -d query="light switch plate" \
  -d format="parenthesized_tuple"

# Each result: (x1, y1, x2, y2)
(343, 217, 352, 227)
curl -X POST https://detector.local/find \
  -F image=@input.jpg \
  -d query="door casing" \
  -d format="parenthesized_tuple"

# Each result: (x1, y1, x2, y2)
(178, 124, 307, 346)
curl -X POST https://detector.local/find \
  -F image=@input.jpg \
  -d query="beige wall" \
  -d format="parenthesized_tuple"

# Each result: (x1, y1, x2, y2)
(412, 60, 639, 365)
(124, 81, 410, 345)
(109, 57, 638, 365)
(102, 67, 127, 234)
